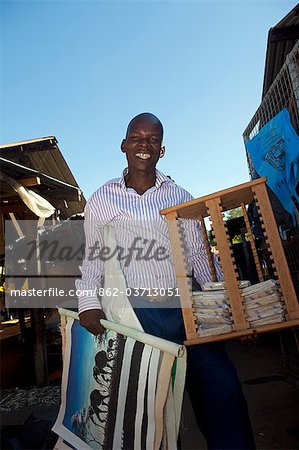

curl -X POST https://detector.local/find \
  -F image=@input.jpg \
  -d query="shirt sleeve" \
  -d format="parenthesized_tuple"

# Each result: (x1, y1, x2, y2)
(75, 201, 105, 314)
(180, 218, 223, 286)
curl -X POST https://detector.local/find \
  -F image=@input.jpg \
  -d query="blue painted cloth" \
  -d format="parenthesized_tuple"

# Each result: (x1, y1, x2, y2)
(246, 109, 299, 223)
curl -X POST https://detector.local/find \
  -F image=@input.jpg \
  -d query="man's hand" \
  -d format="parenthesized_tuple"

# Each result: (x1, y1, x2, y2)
(79, 309, 106, 336)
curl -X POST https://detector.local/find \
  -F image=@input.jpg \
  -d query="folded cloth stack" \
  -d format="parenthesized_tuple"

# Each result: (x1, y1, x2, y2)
(193, 279, 285, 337)
(242, 279, 285, 327)
(193, 287, 233, 337)
(201, 280, 251, 291)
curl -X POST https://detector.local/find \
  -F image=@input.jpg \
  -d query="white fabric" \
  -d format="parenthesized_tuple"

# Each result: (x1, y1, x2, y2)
(1, 172, 55, 218)
(134, 345, 153, 450)
(17, 186, 55, 218)
(146, 347, 161, 449)
(101, 226, 143, 330)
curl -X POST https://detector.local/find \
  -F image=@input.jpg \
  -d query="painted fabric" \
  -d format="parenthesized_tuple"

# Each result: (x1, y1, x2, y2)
(246, 108, 299, 222)
(53, 309, 186, 450)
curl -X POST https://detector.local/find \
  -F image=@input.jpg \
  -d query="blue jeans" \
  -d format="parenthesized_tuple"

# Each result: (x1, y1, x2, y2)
(130, 299, 255, 450)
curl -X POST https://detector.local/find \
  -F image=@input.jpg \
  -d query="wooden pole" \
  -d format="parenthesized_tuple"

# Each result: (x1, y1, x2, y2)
(31, 308, 48, 386)
(26, 220, 48, 386)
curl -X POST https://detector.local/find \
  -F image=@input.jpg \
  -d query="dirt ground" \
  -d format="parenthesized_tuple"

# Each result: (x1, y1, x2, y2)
(181, 333, 299, 450)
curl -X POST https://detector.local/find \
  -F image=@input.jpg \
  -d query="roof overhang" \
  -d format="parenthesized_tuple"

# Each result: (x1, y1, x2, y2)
(262, 4, 299, 98)
(0, 136, 86, 218)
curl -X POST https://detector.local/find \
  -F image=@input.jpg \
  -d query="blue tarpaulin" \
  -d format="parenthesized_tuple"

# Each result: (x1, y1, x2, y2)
(246, 109, 299, 223)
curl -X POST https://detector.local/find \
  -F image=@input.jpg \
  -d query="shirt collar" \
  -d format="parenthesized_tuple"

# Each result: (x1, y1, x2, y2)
(119, 168, 173, 190)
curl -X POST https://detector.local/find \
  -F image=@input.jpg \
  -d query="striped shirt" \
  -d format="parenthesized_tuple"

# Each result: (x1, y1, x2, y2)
(77, 169, 221, 313)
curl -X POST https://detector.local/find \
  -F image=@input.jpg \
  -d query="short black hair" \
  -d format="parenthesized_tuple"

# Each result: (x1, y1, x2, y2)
(126, 113, 163, 139)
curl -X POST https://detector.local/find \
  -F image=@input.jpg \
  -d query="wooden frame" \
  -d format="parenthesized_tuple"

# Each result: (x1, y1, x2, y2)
(161, 177, 299, 346)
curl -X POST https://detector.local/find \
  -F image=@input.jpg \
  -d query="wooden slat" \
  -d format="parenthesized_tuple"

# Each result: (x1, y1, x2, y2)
(253, 183, 299, 319)
(18, 177, 41, 187)
(184, 319, 299, 346)
(164, 211, 197, 340)
(206, 198, 248, 331)
(160, 177, 267, 219)
(8, 212, 24, 238)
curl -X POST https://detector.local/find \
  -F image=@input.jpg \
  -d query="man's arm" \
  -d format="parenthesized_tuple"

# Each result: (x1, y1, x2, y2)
(76, 202, 106, 335)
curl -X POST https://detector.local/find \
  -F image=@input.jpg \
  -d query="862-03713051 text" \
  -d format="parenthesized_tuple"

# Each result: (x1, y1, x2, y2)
(7, 287, 180, 298)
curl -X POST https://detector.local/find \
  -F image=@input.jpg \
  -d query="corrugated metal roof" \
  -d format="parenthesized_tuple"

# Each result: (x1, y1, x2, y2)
(0, 136, 81, 189)
(0, 136, 57, 149)
(0, 137, 86, 218)
(262, 4, 299, 98)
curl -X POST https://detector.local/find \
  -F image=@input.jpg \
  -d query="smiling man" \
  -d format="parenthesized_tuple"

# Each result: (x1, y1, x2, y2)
(121, 113, 165, 194)
(77, 113, 255, 449)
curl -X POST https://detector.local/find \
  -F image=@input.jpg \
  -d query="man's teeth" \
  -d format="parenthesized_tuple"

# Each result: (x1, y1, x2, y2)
(135, 153, 151, 160)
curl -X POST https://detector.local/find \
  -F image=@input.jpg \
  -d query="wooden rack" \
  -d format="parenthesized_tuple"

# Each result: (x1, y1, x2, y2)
(160, 177, 299, 346)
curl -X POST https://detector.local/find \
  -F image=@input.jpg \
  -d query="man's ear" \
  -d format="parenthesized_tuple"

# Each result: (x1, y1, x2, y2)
(160, 146, 165, 158)
(121, 139, 126, 153)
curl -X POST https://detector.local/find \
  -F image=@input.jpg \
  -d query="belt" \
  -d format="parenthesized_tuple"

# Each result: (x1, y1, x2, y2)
(129, 288, 172, 303)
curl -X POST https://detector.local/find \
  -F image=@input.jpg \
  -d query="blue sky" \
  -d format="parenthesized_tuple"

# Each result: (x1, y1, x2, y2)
(1, 0, 297, 200)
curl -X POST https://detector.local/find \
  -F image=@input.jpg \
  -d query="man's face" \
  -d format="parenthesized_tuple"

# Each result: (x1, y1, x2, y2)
(121, 117, 164, 173)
